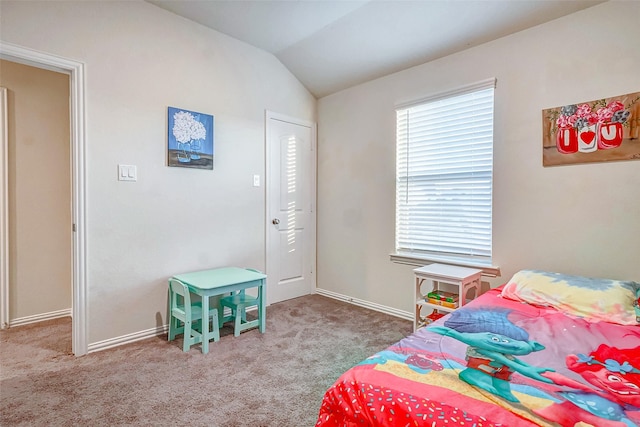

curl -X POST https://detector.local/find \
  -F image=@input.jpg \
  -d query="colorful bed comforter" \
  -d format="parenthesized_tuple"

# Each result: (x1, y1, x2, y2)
(316, 288, 640, 426)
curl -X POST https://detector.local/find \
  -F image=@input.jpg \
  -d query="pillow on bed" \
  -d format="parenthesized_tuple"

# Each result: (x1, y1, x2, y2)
(501, 269, 639, 325)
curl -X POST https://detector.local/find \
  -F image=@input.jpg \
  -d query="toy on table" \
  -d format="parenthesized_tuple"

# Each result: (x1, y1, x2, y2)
(426, 290, 460, 309)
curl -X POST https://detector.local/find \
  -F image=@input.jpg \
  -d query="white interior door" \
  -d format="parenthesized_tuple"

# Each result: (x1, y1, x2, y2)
(266, 112, 316, 304)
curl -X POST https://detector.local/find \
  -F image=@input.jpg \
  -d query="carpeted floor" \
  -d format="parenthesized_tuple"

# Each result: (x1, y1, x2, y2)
(0, 294, 412, 426)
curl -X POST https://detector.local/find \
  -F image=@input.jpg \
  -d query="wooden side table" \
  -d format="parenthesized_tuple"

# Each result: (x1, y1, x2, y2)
(413, 263, 482, 331)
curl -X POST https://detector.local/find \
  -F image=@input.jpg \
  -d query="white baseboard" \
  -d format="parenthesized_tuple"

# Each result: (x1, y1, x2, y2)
(88, 294, 406, 354)
(315, 288, 413, 321)
(9, 308, 71, 327)
(89, 324, 169, 353)
(87, 307, 257, 353)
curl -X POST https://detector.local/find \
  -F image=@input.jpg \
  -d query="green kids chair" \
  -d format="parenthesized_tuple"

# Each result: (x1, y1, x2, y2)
(218, 269, 262, 337)
(168, 278, 220, 352)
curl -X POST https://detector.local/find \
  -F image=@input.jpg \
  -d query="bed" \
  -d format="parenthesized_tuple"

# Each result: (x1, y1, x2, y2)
(316, 270, 640, 426)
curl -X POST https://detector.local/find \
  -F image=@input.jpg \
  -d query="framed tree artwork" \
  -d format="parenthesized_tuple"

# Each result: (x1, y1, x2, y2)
(167, 106, 214, 169)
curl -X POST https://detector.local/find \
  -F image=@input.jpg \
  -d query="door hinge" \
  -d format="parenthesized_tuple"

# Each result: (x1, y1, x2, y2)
(72, 223, 76, 232)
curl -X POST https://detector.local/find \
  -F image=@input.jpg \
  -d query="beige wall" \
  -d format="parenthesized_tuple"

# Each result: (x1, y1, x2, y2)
(4, 0, 636, 346)
(317, 1, 640, 314)
(1, 60, 72, 321)
(0, 1, 316, 345)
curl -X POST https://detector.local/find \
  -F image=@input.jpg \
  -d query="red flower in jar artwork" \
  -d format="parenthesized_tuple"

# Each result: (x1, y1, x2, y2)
(553, 97, 636, 154)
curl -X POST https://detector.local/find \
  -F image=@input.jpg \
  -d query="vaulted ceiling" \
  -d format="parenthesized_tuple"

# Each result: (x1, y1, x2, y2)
(148, 0, 604, 98)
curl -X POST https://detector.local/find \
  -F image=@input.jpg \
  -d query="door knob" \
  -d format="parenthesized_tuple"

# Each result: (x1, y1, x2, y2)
(272, 218, 280, 225)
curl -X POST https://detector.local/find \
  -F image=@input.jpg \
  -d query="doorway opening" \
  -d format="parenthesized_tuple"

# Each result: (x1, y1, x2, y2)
(0, 42, 87, 355)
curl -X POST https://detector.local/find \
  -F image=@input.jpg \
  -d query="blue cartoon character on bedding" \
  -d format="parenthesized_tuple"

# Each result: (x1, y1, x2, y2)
(428, 308, 554, 403)
(360, 349, 444, 374)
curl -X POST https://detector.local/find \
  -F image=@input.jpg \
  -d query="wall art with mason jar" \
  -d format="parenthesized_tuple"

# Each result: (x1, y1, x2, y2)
(167, 106, 214, 169)
(542, 91, 640, 166)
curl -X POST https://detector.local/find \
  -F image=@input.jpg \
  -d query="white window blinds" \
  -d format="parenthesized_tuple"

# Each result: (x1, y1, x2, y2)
(396, 80, 495, 263)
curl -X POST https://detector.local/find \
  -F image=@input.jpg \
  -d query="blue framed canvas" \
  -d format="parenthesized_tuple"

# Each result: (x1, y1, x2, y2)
(167, 106, 214, 169)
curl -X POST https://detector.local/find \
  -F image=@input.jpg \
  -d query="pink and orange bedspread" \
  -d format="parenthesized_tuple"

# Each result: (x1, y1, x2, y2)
(316, 288, 640, 426)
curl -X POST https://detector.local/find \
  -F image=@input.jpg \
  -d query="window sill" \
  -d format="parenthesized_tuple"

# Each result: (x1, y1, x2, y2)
(390, 252, 501, 278)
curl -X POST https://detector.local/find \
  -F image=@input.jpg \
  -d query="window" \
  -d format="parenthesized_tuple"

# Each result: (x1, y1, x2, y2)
(395, 79, 495, 267)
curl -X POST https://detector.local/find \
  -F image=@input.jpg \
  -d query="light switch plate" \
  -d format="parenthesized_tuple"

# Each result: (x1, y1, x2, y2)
(118, 165, 137, 181)
(253, 174, 260, 187)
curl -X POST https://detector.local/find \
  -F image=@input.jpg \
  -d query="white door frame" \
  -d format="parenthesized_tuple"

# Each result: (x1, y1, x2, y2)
(0, 42, 88, 356)
(265, 111, 317, 300)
